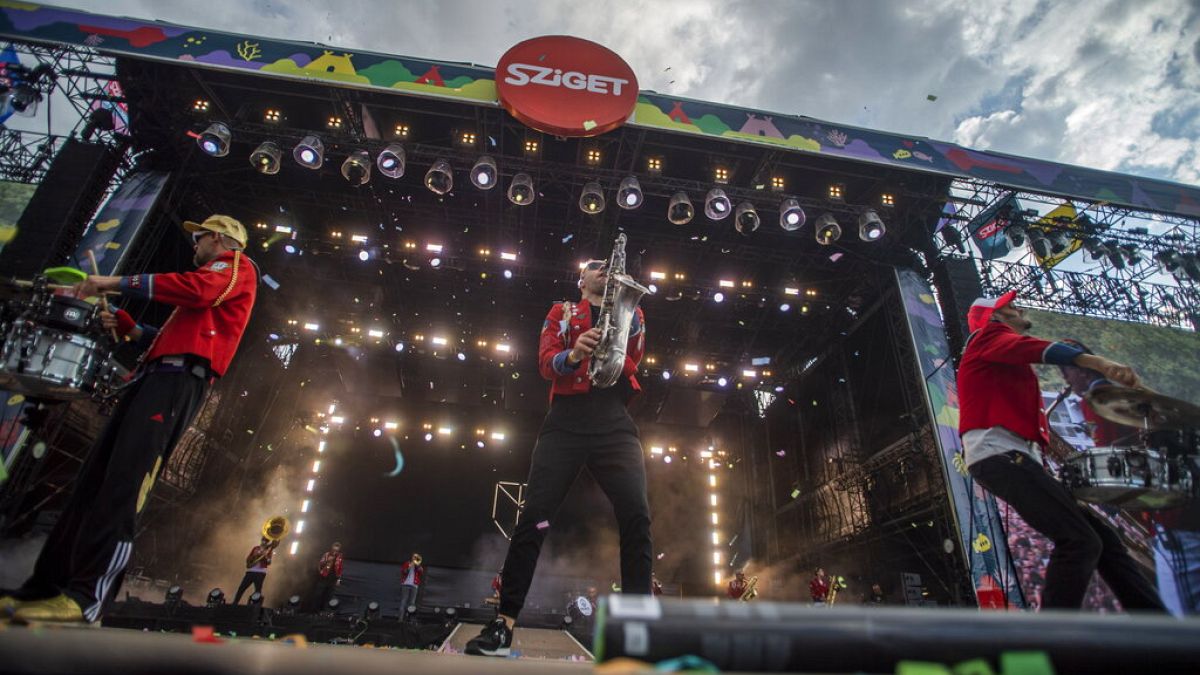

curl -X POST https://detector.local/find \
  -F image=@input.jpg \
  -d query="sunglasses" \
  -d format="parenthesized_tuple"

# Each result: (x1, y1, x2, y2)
(191, 231, 215, 245)
(583, 260, 607, 272)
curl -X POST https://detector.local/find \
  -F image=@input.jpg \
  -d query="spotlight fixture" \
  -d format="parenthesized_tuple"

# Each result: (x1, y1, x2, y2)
(668, 192, 695, 225)
(249, 592, 264, 606)
(425, 158, 454, 195)
(940, 226, 965, 252)
(393, 123, 410, 138)
(713, 292, 725, 303)
(1155, 249, 1182, 274)
(1118, 243, 1143, 267)
(207, 588, 226, 608)
(779, 198, 806, 231)
(1028, 229, 1052, 259)
(814, 214, 841, 245)
(192, 99, 210, 113)
(704, 188, 732, 220)
(293, 135, 324, 169)
(585, 148, 601, 165)
(264, 108, 281, 123)
(880, 192, 896, 207)
(341, 150, 371, 186)
(327, 598, 340, 612)
(771, 176, 785, 192)
(365, 601, 381, 619)
(1047, 229, 1071, 255)
(197, 122, 231, 157)
(377, 143, 406, 178)
(287, 595, 301, 612)
(1004, 224, 1028, 248)
(165, 586, 183, 605)
(1082, 238, 1110, 261)
(460, 131, 477, 146)
(523, 139, 539, 154)
(857, 209, 886, 242)
(647, 157, 663, 173)
(507, 173, 535, 205)
(249, 141, 281, 175)
(734, 202, 760, 235)
(714, 167, 730, 183)
(617, 176, 643, 209)
(580, 181, 605, 214)
(470, 155, 498, 190)
(828, 183, 845, 201)
(1179, 253, 1200, 282)
(80, 107, 116, 141)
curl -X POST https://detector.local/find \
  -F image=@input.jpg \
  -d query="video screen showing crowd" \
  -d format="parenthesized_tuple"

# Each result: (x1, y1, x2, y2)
(1, 221, 1196, 632)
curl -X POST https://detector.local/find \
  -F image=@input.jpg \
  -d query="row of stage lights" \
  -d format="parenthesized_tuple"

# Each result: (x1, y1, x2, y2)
(196, 122, 888, 244)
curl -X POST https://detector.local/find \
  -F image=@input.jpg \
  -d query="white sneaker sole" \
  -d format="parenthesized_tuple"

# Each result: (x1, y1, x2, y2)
(466, 645, 511, 657)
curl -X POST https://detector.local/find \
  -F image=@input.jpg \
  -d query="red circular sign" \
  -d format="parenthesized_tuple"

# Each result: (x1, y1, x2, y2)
(496, 36, 639, 138)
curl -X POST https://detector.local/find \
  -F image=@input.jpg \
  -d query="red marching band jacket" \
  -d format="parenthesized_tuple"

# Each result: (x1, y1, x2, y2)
(399, 560, 425, 586)
(318, 551, 343, 578)
(957, 321, 1084, 447)
(537, 301, 646, 400)
(246, 544, 274, 570)
(116, 249, 257, 377)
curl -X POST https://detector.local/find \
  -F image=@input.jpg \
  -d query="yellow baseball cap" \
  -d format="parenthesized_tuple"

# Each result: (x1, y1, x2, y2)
(183, 214, 248, 249)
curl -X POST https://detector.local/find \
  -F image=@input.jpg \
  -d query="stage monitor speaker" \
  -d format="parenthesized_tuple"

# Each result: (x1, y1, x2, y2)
(596, 596, 1200, 673)
(931, 256, 983, 362)
(0, 139, 122, 278)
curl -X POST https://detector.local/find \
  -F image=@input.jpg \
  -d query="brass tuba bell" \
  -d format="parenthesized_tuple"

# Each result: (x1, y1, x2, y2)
(261, 515, 290, 542)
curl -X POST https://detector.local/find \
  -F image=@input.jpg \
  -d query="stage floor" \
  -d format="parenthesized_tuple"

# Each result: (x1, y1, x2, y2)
(0, 623, 594, 675)
(440, 623, 592, 660)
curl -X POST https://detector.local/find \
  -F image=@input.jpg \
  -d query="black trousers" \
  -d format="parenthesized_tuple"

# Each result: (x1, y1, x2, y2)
(970, 452, 1166, 612)
(307, 574, 338, 612)
(498, 429, 652, 618)
(19, 369, 208, 621)
(233, 571, 266, 604)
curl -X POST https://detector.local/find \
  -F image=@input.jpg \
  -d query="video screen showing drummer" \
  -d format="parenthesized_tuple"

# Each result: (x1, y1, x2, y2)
(957, 292, 1166, 613)
(1057, 340, 1200, 617)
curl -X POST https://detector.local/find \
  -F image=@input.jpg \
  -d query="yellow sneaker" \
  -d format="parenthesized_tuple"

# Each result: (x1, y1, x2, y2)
(12, 594, 85, 623)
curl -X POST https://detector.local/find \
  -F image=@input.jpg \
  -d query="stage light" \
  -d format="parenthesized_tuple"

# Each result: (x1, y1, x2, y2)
(341, 150, 371, 185)
(580, 181, 606, 214)
(304, 322, 320, 331)
(647, 157, 663, 173)
(290, 541, 299, 555)
(207, 588, 225, 608)
(394, 123, 410, 138)
(1119, 243, 1143, 267)
(395, 342, 405, 352)
(508, 173, 535, 205)
(426, 243, 444, 253)
(668, 192, 695, 225)
(365, 601, 381, 619)
(425, 158, 454, 195)
(495, 343, 512, 353)
(662, 370, 671, 380)
(774, 385, 785, 393)
(1180, 253, 1200, 282)
(264, 108, 281, 123)
(249, 592, 264, 606)
(648, 284, 657, 293)
(358, 250, 369, 262)
(664, 456, 672, 464)
(306, 479, 315, 492)
(377, 143, 406, 178)
(779, 198, 806, 231)
(301, 499, 310, 512)
(503, 270, 513, 279)
(713, 292, 725, 303)
(1028, 229, 1052, 259)
(714, 167, 729, 183)
(524, 139, 539, 154)
(430, 257, 442, 268)
(368, 329, 385, 339)
(470, 155, 498, 189)
(283, 244, 296, 254)
(1155, 249, 1182, 274)
(940, 225, 965, 251)
(294, 135, 324, 169)
(384, 421, 399, 430)
(327, 598, 340, 612)
(165, 586, 183, 604)
(771, 176, 786, 192)
(1047, 230, 1071, 255)
(288, 595, 301, 610)
(881, 193, 896, 207)
(717, 377, 728, 387)
(424, 433, 433, 441)
(719, 279, 735, 288)
(684, 363, 700, 373)
(784, 287, 800, 296)
(79, 108, 115, 142)
(815, 214, 842, 245)
(477, 440, 486, 448)
(1004, 224, 1027, 248)
(457, 352, 466, 361)
(327, 116, 343, 129)
(828, 183, 845, 201)
(1082, 238, 1110, 261)
(437, 427, 453, 435)
(734, 202, 760, 235)
(618, 176, 643, 209)
(704, 189, 732, 220)
(857, 209, 886, 241)
(780, 303, 790, 312)
(460, 131, 477, 146)
(197, 122, 231, 157)
(585, 148, 602, 165)
(192, 99, 210, 112)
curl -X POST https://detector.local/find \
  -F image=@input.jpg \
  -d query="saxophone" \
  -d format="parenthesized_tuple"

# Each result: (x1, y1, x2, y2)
(826, 575, 848, 606)
(588, 233, 652, 388)
(739, 576, 759, 601)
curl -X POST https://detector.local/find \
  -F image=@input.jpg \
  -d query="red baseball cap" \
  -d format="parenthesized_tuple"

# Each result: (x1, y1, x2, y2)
(967, 290, 1017, 333)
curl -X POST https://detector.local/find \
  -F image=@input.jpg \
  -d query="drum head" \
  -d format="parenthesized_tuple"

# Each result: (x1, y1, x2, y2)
(44, 296, 96, 331)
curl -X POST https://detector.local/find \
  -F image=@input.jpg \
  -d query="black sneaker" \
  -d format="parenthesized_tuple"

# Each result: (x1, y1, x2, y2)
(465, 617, 512, 657)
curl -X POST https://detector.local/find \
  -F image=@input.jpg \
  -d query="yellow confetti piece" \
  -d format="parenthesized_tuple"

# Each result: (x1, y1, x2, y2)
(105, 242, 121, 249)
(7, 394, 25, 406)
(96, 219, 120, 232)
(0, 225, 17, 244)
(582, 120, 597, 131)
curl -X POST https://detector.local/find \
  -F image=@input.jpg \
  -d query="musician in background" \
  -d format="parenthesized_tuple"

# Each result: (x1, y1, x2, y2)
(307, 542, 343, 612)
(1, 216, 256, 624)
(467, 255, 650, 657)
(1058, 341, 1200, 617)
(397, 552, 424, 621)
(958, 292, 1164, 612)
(727, 570, 750, 600)
(489, 568, 503, 604)
(866, 582, 886, 605)
(651, 571, 663, 596)
(234, 536, 277, 605)
(810, 567, 830, 606)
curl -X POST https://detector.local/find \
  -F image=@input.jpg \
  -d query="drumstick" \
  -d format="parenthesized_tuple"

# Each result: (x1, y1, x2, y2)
(8, 279, 118, 294)
(85, 250, 120, 342)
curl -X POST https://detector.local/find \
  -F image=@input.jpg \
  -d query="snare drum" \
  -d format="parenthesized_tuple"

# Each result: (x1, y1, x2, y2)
(0, 321, 108, 399)
(1061, 446, 1193, 510)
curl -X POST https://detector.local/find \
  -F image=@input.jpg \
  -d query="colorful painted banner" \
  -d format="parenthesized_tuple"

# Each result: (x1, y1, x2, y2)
(967, 193, 1022, 261)
(72, 170, 169, 275)
(896, 268, 1025, 609)
(1, 2, 1198, 218)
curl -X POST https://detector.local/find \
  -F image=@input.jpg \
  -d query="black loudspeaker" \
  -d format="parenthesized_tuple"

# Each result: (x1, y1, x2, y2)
(0, 139, 122, 278)
(931, 256, 983, 363)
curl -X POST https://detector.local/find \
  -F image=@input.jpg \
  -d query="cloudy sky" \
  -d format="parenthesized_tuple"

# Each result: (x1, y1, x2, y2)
(39, 0, 1200, 186)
